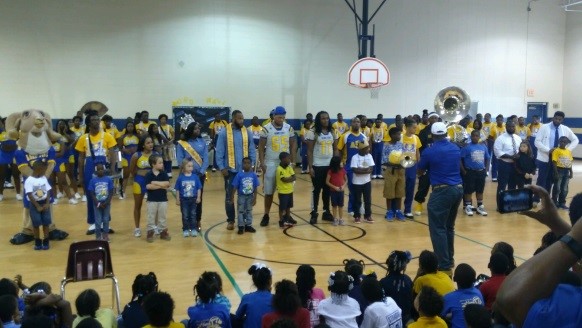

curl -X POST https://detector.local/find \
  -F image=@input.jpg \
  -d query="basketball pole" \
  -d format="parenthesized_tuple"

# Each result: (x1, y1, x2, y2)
(343, 0, 388, 59)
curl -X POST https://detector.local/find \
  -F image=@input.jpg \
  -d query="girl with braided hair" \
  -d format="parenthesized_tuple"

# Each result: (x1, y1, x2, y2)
(119, 272, 158, 328)
(379, 251, 413, 325)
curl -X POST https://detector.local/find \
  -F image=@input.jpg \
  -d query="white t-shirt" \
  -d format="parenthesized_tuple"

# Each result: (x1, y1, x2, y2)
(24, 176, 51, 202)
(305, 130, 337, 167)
(360, 299, 403, 328)
(317, 296, 361, 328)
(350, 153, 375, 185)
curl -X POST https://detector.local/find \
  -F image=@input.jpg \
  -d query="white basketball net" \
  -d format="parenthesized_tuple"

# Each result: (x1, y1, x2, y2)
(366, 83, 381, 99)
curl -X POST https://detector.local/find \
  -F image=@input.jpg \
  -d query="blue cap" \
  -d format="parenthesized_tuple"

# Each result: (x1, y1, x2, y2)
(273, 106, 286, 115)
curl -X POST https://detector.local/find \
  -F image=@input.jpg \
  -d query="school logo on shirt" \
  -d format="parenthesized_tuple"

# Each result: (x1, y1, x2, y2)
(94, 182, 109, 202)
(181, 181, 196, 198)
(241, 177, 254, 195)
(470, 150, 485, 164)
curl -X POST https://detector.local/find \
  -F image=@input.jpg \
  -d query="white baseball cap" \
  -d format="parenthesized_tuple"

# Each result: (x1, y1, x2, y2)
(431, 122, 447, 135)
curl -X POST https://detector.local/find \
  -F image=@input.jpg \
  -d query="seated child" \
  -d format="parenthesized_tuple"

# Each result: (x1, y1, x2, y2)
(143, 291, 184, 328)
(0, 294, 20, 328)
(379, 251, 413, 325)
(441, 264, 484, 328)
(187, 272, 231, 328)
(412, 250, 454, 298)
(296, 265, 325, 327)
(120, 272, 159, 328)
(360, 276, 402, 328)
(235, 263, 273, 328)
(317, 271, 360, 328)
(408, 286, 447, 328)
(261, 279, 310, 328)
(72, 289, 116, 328)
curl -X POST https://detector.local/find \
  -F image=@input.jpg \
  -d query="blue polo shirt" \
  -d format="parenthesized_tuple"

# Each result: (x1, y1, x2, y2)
(460, 143, 490, 171)
(418, 139, 462, 186)
(523, 284, 582, 328)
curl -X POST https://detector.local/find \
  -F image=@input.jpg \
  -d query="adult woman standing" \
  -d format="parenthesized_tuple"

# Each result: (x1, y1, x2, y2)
(158, 114, 175, 177)
(118, 121, 139, 199)
(129, 135, 156, 237)
(176, 120, 208, 232)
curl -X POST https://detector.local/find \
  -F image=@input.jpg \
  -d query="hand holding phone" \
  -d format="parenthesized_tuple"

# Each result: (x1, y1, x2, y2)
(497, 188, 533, 213)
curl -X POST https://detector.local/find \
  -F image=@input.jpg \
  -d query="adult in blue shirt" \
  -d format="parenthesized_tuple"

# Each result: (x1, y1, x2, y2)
(176, 121, 208, 232)
(215, 110, 256, 231)
(417, 122, 463, 273)
(442, 263, 484, 328)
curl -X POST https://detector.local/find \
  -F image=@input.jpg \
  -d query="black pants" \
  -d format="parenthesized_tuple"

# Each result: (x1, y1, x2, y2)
(414, 173, 430, 203)
(352, 182, 371, 218)
(311, 165, 330, 213)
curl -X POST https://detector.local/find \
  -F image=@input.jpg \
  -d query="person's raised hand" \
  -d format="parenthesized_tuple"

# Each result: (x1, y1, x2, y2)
(520, 184, 569, 235)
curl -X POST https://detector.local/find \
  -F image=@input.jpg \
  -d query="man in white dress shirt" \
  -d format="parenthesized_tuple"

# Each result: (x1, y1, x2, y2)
(494, 120, 522, 194)
(534, 111, 579, 199)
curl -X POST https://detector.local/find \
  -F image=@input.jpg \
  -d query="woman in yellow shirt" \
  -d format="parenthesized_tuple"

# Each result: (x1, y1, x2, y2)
(118, 121, 139, 199)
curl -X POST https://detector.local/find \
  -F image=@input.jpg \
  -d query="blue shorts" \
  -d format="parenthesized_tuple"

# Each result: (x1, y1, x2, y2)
(330, 191, 344, 207)
(133, 175, 146, 195)
(30, 201, 52, 227)
(278, 193, 293, 211)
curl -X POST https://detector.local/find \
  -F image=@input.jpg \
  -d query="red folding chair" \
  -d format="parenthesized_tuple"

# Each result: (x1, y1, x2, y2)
(60, 240, 121, 313)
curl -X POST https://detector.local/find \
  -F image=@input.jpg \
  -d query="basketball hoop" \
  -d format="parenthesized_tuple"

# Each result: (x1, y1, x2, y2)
(365, 83, 381, 99)
(348, 57, 390, 99)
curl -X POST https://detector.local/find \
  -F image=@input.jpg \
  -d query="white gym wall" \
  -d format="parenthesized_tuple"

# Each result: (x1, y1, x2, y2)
(0, 0, 577, 120)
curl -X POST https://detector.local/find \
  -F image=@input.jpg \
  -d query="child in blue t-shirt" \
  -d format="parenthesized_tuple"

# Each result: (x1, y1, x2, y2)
(175, 159, 202, 238)
(460, 130, 490, 216)
(231, 157, 260, 235)
(88, 163, 114, 241)
(441, 264, 484, 328)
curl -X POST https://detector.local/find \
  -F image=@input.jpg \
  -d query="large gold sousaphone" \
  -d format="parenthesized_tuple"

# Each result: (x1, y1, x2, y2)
(434, 86, 471, 143)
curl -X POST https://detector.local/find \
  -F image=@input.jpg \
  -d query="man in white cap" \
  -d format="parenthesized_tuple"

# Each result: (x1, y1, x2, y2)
(417, 121, 463, 275)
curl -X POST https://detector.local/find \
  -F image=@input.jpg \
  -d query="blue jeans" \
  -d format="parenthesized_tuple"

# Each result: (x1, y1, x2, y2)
(180, 198, 198, 231)
(427, 185, 463, 270)
(30, 201, 52, 227)
(93, 202, 111, 239)
(404, 165, 417, 213)
(223, 171, 237, 222)
(496, 160, 517, 194)
(552, 168, 570, 206)
(237, 193, 254, 227)
(371, 142, 384, 176)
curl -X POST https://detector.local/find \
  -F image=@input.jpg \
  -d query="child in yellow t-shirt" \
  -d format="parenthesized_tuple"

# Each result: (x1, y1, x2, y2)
(551, 136, 573, 209)
(276, 152, 296, 228)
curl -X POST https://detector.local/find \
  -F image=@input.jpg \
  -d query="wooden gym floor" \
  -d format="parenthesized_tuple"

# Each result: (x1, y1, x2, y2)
(0, 162, 580, 320)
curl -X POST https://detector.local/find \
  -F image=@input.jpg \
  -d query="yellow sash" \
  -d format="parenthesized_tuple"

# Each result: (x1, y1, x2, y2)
(226, 124, 248, 168)
(177, 140, 203, 166)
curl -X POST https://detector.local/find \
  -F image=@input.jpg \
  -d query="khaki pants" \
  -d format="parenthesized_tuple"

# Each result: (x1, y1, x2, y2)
(147, 201, 168, 231)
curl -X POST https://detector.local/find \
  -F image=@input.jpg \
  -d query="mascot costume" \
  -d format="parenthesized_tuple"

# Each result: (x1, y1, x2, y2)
(7, 109, 69, 244)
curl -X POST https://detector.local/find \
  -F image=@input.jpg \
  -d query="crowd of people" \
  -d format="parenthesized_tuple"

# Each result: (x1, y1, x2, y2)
(0, 186, 580, 327)
(0, 106, 580, 327)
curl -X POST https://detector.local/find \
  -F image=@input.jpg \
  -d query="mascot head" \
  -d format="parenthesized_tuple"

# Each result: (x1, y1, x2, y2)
(5, 109, 62, 155)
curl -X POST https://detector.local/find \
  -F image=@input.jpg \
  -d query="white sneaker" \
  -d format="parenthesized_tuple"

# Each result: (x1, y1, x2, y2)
(134, 228, 141, 237)
(53, 198, 59, 205)
(4, 182, 13, 188)
(118, 194, 124, 200)
(74, 192, 82, 200)
(377, 174, 384, 179)
(68, 198, 78, 205)
(82, 195, 87, 202)
(168, 172, 173, 178)
(183, 230, 189, 237)
(56, 192, 64, 199)
(465, 205, 474, 216)
(154, 226, 160, 235)
(476, 205, 488, 216)
(371, 175, 377, 179)
(0, 195, 3, 201)
(15, 194, 23, 201)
